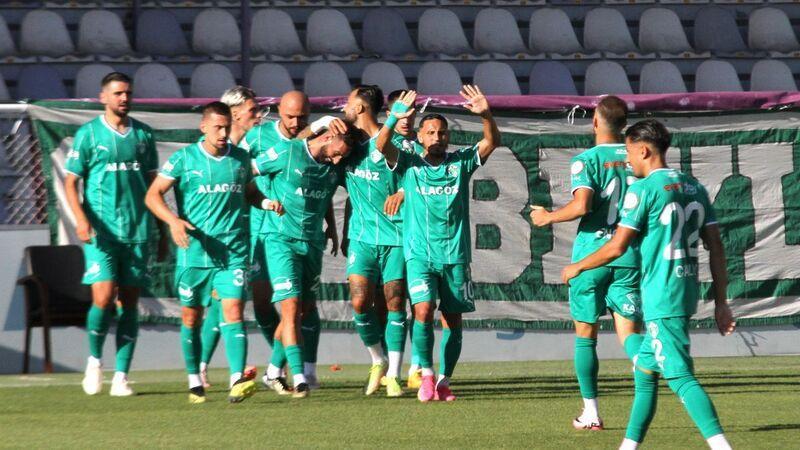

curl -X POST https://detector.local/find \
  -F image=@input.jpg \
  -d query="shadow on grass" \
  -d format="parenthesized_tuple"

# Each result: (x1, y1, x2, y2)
(749, 423, 800, 432)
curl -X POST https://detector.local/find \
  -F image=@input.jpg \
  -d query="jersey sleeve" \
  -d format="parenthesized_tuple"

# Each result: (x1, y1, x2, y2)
(698, 183, 718, 227)
(569, 154, 595, 193)
(159, 149, 185, 180)
(459, 144, 482, 176)
(253, 141, 289, 175)
(64, 126, 92, 178)
(618, 181, 648, 232)
(240, 126, 258, 154)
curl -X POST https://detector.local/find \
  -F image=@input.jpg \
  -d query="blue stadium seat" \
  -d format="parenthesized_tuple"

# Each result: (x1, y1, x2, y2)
(133, 63, 183, 98)
(361, 62, 409, 94)
(529, 9, 584, 56)
(584, 61, 633, 95)
(251, 9, 304, 56)
(639, 61, 687, 94)
(304, 62, 351, 97)
(193, 8, 241, 57)
(250, 63, 295, 98)
(695, 60, 743, 92)
(190, 63, 236, 98)
(78, 10, 132, 57)
(416, 62, 463, 95)
(748, 8, 800, 53)
(473, 62, 521, 95)
(418, 9, 472, 56)
(693, 6, 747, 54)
(750, 60, 797, 91)
(528, 61, 577, 95)
(0, 15, 16, 57)
(305, 9, 360, 56)
(638, 8, 693, 55)
(17, 65, 69, 100)
(0, 72, 10, 101)
(74, 64, 115, 99)
(473, 8, 527, 55)
(20, 10, 75, 57)
(362, 9, 416, 57)
(136, 10, 190, 57)
(583, 8, 642, 56)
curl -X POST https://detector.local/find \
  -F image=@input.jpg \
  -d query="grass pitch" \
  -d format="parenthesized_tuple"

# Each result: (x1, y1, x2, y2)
(0, 356, 798, 449)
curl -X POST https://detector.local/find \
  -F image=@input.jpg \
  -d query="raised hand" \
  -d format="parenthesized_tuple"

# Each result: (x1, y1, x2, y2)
(391, 90, 417, 120)
(460, 85, 490, 117)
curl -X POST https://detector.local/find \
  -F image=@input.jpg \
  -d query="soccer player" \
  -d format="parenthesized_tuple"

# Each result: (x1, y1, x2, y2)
(375, 87, 500, 402)
(198, 86, 265, 388)
(242, 90, 339, 393)
(252, 118, 356, 398)
(562, 119, 736, 450)
(64, 72, 159, 397)
(145, 101, 281, 403)
(530, 96, 643, 430)
(337, 85, 408, 397)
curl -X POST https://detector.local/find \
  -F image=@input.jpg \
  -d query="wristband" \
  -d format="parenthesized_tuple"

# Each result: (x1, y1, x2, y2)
(310, 116, 336, 134)
(385, 101, 411, 131)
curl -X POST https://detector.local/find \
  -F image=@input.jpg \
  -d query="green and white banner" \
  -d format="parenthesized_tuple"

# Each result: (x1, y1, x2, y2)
(29, 101, 800, 329)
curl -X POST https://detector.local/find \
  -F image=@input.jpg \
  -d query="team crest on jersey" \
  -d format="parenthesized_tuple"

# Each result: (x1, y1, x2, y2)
(571, 161, 585, 175)
(136, 143, 146, 155)
(623, 193, 639, 210)
(370, 150, 383, 163)
(447, 164, 460, 177)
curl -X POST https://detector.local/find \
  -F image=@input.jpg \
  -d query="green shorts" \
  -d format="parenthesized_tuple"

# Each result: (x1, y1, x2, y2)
(569, 265, 641, 324)
(346, 240, 405, 284)
(637, 317, 694, 379)
(249, 232, 269, 282)
(175, 266, 247, 307)
(82, 236, 149, 287)
(266, 233, 323, 303)
(406, 258, 475, 314)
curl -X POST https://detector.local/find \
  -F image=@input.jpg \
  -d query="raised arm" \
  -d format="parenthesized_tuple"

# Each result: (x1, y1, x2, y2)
(701, 223, 736, 336)
(144, 176, 194, 249)
(460, 85, 500, 163)
(561, 226, 638, 285)
(530, 188, 593, 227)
(376, 90, 417, 168)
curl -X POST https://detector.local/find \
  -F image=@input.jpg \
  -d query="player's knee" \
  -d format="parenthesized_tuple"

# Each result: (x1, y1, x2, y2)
(182, 308, 201, 328)
(574, 320, 599, 338)
(413, 302, 434, 322)
(667, 375, 700, 397)
(441, 312, 462, 329)
(383, 281, 405, 311)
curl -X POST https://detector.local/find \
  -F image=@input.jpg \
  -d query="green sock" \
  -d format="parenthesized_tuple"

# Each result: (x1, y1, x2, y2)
(574, 336, 599, 399)
(625, 368, 659, 442)
(180, 325, 201, 375)
(353, 307, 382, 347)
(220, 321, 248, 376)
(114, 305, 138, 373)
(385, 311, 406, 353)
(270, 339, 287, 368)
(623, 333, 645, 361)
(301, 308, 321, 363)
(255, 306, 277, 348)
(668, 375, 724, 439)
(440, 327, 463, 378)
(200, 300, 221, 364)
(408, 322, 420, 366)
(285, 344, 304, 379)
(86, 305, 112, 359)
(412, 320, 433, 369)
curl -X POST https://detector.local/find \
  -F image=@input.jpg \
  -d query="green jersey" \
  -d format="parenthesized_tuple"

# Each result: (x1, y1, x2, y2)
(254, 139, 343, 243)
(570, 143, 637, 267)
(344, 136, 403, 246)
(65, 115, 158, 244)
(391, 133, 424, 156)
(159, 143, 252, 268)
(394, 145, 482, 264)
(241, 120, 290, 235)
(618, 168, 717, 321)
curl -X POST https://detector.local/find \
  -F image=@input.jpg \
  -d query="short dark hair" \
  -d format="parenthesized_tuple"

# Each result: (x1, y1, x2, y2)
(202, 101, 232, 118)
(595, 95, 627, 133)
(419, 113, 448, 130)
(101, 72, 132, 87)
(625, 119, 671, 154)
(386, 90, 405, 110)
(353, 84, 384, 115)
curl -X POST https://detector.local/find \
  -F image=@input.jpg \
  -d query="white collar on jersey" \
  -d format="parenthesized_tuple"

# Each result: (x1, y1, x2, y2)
(100, 114, 132, 138)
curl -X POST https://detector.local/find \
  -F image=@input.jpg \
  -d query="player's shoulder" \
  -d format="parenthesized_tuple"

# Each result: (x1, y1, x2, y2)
(129, 117, 154, 134)
(76, 115, 103, 135)
(229, 144, 251, 161)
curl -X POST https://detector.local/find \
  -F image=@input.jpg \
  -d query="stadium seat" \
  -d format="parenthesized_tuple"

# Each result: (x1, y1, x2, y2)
(750, 60, 798, 91)
(193, 9, 241, 57)
(748, 8, 800, 53)
(528, 61, 577, 95)
(17, 65, 68, 100)
(695, 60, 743, 92)
(584, 61, 633, 95)
(20, 10, 75, 57)
(251, 9, 304, 56)
(693, 6, 747, 54)
(136, 10, 190, 57)
(304, 62, 351, 97)
(418, 9, 472, 55)
(190, 63, 236, 98)
(639, 61, 687, 94)
(472, 62, 521, 95)
(0, 73, 10, 101)
(362, 9, 416, 56)
(78, 10, 131, 57)
(133, 64, 183, 98)
(361, 62, 409, 93)
(583, 8, 639, 54)
(250, 63, 294, 98)
(306, 9, 360, 56)
(638, 8, 693, 54)
(0, 15, 16, 56)
(416, 62, 463, 95)
(473, 8, 527, 55)
(529, 8, 583, 55)
(74, 64, 115, 98)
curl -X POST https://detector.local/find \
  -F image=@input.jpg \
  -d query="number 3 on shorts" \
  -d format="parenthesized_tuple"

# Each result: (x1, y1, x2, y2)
(233, 268, 245, 287)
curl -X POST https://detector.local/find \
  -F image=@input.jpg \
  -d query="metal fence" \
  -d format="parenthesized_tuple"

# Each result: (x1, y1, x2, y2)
(0, 105, 48, 225)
